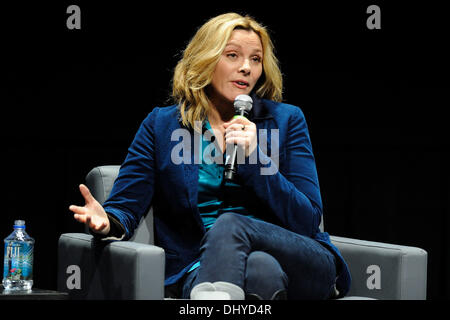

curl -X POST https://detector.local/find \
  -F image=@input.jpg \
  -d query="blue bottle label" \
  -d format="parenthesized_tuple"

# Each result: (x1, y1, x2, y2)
(3, 242, 33, 280)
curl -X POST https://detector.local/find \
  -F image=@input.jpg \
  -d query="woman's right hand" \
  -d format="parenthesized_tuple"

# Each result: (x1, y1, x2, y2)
(69, 184, 111, 235)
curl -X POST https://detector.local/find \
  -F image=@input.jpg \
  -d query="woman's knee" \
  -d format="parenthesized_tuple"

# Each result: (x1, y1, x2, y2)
(245, 251, 288, 300)
(205, 213, 248, 240)
(214, 212, 247, 227)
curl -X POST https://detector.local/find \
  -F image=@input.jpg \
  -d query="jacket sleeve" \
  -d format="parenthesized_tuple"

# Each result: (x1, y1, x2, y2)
(237, 107, 322, 237)
(102, 108, 159, 240)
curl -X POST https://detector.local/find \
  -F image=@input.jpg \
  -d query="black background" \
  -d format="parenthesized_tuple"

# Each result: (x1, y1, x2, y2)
(1, 1, 449, 300)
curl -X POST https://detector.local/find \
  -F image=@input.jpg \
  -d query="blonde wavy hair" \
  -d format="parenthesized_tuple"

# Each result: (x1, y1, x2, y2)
(172, 12, 283, 129)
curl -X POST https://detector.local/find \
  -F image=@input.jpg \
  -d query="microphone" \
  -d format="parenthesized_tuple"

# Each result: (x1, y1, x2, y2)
(224, 94, 253, 182)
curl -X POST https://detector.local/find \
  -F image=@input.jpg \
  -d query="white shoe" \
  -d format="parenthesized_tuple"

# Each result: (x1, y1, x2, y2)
(190, 281, 244, 300)
(213, 281, 245, 300)
(190, 282, 217, 300)
(192, 291, 231, 300)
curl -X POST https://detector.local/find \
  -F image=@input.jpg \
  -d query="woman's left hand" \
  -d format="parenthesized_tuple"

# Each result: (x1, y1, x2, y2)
(223, 116, 257, 158)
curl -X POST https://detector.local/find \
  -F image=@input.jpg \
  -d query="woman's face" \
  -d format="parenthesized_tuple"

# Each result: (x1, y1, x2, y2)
(209, 29, 263, 106)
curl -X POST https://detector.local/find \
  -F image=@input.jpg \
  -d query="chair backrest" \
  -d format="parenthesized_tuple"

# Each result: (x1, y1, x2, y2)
(85, 166, 154, 244)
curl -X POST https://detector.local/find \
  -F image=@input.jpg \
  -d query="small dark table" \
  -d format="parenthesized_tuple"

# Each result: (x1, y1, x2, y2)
(0, 285, 68, 300)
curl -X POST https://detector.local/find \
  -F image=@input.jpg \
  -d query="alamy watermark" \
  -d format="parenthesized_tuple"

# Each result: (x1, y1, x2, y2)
(170, 121, 280, 176)
(366, 5, 381, 30)
(366, 264, 381, 290)
(66, 5, 380, 31)
(66, 264, 81, 290)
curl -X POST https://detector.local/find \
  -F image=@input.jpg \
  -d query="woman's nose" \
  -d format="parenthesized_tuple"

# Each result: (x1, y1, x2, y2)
(239, 59, 251, 75)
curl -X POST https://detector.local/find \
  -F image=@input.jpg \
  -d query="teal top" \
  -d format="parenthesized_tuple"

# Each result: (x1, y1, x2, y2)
(197, 118, 257, 228)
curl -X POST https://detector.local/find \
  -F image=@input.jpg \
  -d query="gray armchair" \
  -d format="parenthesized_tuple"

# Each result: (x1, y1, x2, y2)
(57, 166, 428, 300)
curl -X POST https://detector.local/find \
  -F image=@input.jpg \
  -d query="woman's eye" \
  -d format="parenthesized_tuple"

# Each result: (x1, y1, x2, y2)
(252, 56, 262, 62)
(227, 53, 237, 59)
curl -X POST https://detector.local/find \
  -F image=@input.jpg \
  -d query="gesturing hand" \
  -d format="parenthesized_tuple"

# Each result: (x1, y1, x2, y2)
(69, 184, 111, 235)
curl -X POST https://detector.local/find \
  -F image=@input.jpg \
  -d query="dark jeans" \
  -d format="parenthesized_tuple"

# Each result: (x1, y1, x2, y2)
(180, 212, 337, 300)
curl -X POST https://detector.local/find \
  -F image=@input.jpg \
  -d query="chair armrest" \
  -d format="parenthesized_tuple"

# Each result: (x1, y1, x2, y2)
(57, 233, 165, 300)
(330, 235, 427, 300)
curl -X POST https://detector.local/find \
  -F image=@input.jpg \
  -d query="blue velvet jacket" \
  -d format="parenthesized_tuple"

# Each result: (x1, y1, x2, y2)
(103, 95, 351, 297)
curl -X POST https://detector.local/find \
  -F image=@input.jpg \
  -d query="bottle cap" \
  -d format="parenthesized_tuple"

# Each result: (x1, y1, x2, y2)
(14, 220, 26, 228)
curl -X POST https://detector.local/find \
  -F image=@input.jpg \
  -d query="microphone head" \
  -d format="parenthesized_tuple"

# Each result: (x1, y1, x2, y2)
(234, 94, 253, 115)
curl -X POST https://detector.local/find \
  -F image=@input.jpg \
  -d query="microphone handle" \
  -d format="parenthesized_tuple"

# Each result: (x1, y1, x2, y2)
(224, 109, 246, 182)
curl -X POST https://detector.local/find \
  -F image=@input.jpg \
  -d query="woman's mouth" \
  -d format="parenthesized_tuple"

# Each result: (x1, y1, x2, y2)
(232, 80, 249, 89)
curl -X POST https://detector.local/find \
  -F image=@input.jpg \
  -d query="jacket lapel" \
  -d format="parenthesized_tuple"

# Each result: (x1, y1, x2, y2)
(181, 125, 204, 231)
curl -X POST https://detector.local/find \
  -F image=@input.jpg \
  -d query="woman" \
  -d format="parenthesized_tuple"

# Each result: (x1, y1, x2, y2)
(69, 12, 351, 300)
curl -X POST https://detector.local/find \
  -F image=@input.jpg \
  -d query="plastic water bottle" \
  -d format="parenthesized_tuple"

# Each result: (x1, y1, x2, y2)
(2, 220, 34, 290)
